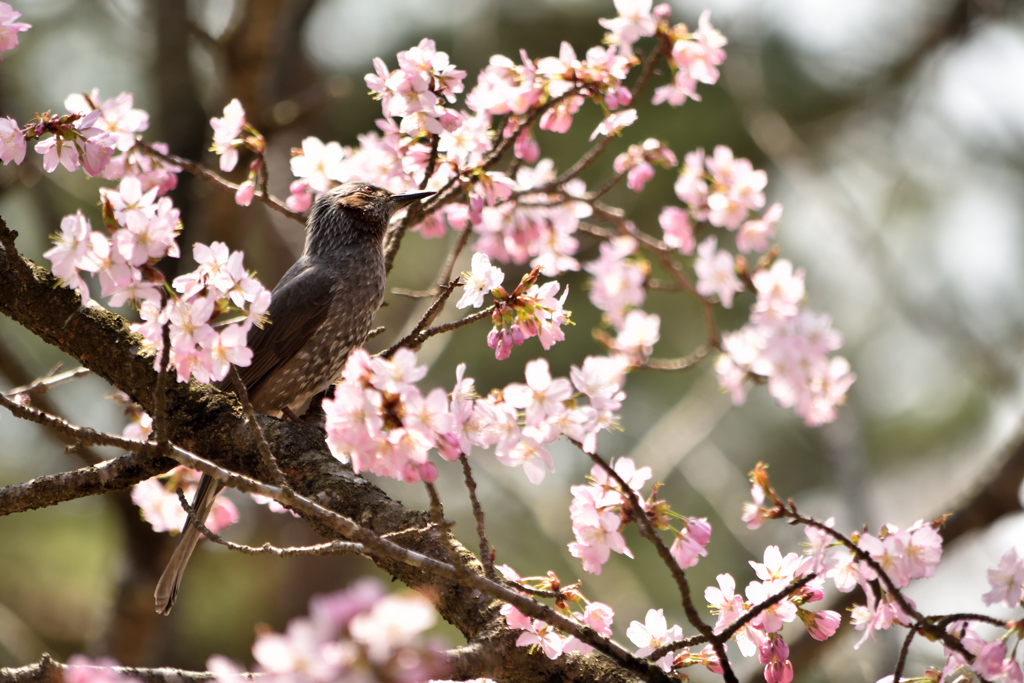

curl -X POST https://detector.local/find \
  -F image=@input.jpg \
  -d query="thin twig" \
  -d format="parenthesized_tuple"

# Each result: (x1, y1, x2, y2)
(656, 250, 720, 349)
(139, 142, 303, 223)
(639, 345, 712, 372)
(229, 366, 287, 487)
(4, 367, 92, 397)
(423, 480, 467, 578)
(176, 489, 364, 557)
(933, 612, 1010, 629)
(459, 453, 494, 579)
(382, 300, 493, 358)
(421, 134, 440, 191)
(891, 625, 917, 683)
(437, 223, 474, 289)
(152, 315, 171, 452)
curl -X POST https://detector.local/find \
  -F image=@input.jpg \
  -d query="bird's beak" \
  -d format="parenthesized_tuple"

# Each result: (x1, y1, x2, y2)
(391, 190, 435, 208)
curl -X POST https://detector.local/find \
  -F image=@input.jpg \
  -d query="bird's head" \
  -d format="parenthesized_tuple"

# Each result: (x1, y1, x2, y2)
(305, 183, 434, 255)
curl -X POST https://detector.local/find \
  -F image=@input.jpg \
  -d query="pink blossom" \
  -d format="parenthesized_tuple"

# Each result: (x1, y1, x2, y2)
(670, 517, 711, 568)
(290, 136, 348, 192)
(570, 355, 628, 412)
(348, 592, 437, 663)
(982, 547, 1024, 607)
(694, 236, 743, 308)
(738, 203, 782, 253)
(0, 3, 30, 60)
(568, 508, 632, 574)
(615, 309, 660, 359)
(131, 469, 238, 534)
(210, 98, 245, 172)
(286, 178, 313, 212)
(43, 211, 102, 283)
(369, 347, 428, 397)
(504, 358, 573, 424)
(626, 609, 683, 672)
(801, 609, 841, 641)
(496, 428, 555, 484)
(0, 116, 25, 164)
(65, 90, 149, 152)
(589, 108, 637, 141)
(675, 148, 709, 216)
(252, 616, 340, 679)
(652, 70, 700, 106)
(458, 252, 504, 309)
(201, 323, 253, 382)
(34, 135, 79, 173)
(750, 545, 802, 583)
(752, 259, 805, 320)
(671, 11, 727, 86)
(515, 619, 567, 660)
(745, 580, 797, 633)
(234, 179, 255, 206)
(539, 96, 583, 134)
(705, 573, 745, 632)
(563, 602, 616, 655)
(599, 0, 658, 56)
(658, 205, 694, 254)
(583, 236, 646, 325)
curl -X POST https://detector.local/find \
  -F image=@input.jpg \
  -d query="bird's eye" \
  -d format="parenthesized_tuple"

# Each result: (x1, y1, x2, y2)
(360, 186, 375, 195)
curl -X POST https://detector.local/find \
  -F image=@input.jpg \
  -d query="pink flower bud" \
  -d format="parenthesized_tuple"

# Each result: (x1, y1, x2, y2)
(235, 180, 255, 207)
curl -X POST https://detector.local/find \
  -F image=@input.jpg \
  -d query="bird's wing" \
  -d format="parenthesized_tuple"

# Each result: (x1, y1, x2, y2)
(233, 261, 336, 393)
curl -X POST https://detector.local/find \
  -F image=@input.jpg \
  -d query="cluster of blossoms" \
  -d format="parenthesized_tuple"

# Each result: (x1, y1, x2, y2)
(613, 137, 678, 192)
(582, 236, 664, 364)
(214, 579, 448, 682)
(323, 350, 627, 486)
(2, 107, 115, 177)
(63, 580, 466, 683)
(207, 98, 266, 207)
(599, 1, 726, 107)
(567, 457, 711, 576)
(35, 93, 271, 387)
(456, 258, 570, 361)
(497, 566, 619, 661)
(714, 258, 855, 426)
(637, 141, 856, 425)
(703, 546, 841, 683)
(1, 89, 153, 179)
(738, 465, 1024, 683)
(65, 90, 180, 194)
(498, 565, 724, 675)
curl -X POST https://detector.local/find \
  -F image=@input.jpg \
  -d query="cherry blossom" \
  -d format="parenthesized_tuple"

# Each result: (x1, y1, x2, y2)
(210, 98, 246, 172)
(0, 116, 25, 164)
(694, 235, 743, 308)
(982, 547, 1024, 607)
(599, 0, 658, 57)
(627, 609, 683, 672)
(0, 2, 30, 60)
(290, 136, 349, 193)
(589, 108, 638, 141)
(65, 90, 149, 151)
(458, 252, 505, 309)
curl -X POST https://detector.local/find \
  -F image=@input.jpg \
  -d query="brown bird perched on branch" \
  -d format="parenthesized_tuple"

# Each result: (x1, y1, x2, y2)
(154, 182, 434, 615)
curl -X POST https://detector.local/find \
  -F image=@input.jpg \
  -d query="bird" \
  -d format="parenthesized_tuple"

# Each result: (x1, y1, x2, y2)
(154, 182, 434, 615)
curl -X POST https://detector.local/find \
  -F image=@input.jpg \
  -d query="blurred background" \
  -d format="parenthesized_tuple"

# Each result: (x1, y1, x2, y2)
(1, 0, 1023, 680)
